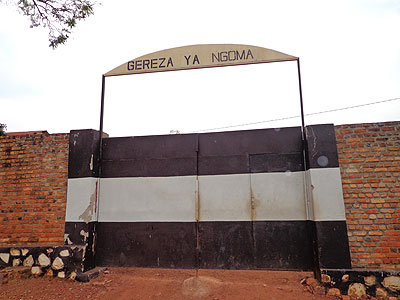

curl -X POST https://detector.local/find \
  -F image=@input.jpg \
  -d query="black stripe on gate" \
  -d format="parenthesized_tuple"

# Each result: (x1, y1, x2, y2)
(70, 220, 351, 270)
(68, 130, 102, 178)
(92, 221, 334, 270)
(198, 221, 313, 270)
(315, 221, 352, 269)
(100, 127, 308, 178)
(68, 125, 340, 178)
(305, 124, 340, 170)
(101, 134, 198, 178)
(95, 222, 197, 268)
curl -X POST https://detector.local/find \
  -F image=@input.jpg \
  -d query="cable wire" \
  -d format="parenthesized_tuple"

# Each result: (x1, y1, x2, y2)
(190, 97, 400, 133)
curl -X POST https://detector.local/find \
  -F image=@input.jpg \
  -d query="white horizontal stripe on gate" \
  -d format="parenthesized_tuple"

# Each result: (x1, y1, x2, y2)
(66, 169, 346, 222)
(98, 176, 198, 222)
(198, 172, 307, 221)
(66, 177, 99, 222)
(309, 168, 346, 221)
(251, 172, 307, 221)
(97, 172, 308, 222)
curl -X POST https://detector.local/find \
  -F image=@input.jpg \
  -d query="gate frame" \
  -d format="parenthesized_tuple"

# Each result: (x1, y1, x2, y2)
(97, 44, 321, 279)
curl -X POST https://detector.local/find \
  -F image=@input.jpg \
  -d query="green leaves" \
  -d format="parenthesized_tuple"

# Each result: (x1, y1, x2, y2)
(15, 0, 95, 48)
(0, 123, 6, 136)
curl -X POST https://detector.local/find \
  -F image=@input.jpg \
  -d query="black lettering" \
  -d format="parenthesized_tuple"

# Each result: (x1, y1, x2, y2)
(135, 60, 142, 70)
(246, 49, 254, 59)
(159, 57, 166, 68)
(167, 57, 173, 67)
(211, 53, 219, 62)
(237, 50, 245, 60)
(228, 51, 236, 61)
(143, 59, 150, 69)
(151, 58, 157, 68)
(221, 51, 228, 62)
(193, 54, 200, 64)
(184, 55, 191, 65)
(127, 61, 135, 71)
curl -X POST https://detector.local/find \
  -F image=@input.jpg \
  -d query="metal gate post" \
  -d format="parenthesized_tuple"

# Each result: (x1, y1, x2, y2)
(297, 58, 321, 281)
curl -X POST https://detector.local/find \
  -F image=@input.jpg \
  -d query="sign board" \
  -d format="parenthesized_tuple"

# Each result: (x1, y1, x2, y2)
(104, 44, 297, 77)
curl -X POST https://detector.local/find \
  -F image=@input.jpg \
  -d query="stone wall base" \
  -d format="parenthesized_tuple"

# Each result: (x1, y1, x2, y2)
(321, 269, 400, 298)
(0, 245, 85, 280)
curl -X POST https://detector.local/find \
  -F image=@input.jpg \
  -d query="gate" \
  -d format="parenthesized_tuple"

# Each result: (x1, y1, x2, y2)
(65, 125, 351, 271)
(65, 44, 351, 272)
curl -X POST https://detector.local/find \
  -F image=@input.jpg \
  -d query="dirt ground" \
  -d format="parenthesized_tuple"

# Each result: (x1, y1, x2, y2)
(0, 267, 334, 300)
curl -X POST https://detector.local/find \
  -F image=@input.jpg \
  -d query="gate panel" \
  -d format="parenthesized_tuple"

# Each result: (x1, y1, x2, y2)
(96, 222, 197, 268)
(196, 126, 312, 269)
(95, 175, 198, 268)
(250, 172, 306, 221)
(101, 134, 198, 178)
(198, 174, 251, 221)
(253, 221, 312, 269)
(199, 221, 254, 269)
(84, 125, 351, 270)
(98, 176, 197, 222)
(95, 134, 199, 268)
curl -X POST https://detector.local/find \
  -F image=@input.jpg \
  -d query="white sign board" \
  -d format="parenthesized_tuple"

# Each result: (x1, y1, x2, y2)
(105, 44, 297, 76)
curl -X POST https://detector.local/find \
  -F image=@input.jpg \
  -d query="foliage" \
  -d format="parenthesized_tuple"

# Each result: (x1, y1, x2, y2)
(15, 0, 95, 48)
(0, 123, 6, 136)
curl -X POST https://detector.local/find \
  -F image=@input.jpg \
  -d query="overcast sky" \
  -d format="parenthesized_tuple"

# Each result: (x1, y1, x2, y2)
(1, 0, 399, 137)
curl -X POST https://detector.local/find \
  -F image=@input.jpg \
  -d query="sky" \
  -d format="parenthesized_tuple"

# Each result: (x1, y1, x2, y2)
(1, 0, 399, 137)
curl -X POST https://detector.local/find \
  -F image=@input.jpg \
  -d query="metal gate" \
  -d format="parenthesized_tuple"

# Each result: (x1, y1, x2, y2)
(65, 125, 351, 271)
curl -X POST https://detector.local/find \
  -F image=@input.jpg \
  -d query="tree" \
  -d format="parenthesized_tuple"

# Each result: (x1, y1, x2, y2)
(0, 123, 6, 136)
(15, 0, 96, 48)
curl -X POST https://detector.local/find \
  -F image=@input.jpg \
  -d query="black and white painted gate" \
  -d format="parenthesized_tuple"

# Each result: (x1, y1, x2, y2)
(65, 124, 351, 271)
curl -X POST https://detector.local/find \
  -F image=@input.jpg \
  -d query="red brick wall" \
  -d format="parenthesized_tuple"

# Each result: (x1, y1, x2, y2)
(0, 131, 69, 246)
(1, 124, 399, 270)
(335, 121, 400, 270)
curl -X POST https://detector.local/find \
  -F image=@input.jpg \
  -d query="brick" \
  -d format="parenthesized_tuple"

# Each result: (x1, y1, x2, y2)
(0, 131, 69, 246)
(336, 121, 400, 269)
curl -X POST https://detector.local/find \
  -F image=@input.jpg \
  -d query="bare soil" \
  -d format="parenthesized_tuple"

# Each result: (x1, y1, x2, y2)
(0, 267, 334, 300)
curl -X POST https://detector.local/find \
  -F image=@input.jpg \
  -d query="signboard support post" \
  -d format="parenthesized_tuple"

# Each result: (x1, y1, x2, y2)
(99, 74, 106, 178)
(297, 58, 306, 133)
(99, 75, 105, 138)
(297, 58, 322, 281)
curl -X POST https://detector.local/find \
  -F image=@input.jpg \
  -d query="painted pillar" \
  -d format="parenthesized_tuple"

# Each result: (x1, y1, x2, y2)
(305, 124, 351, 269)
(64, 129, 104, 271)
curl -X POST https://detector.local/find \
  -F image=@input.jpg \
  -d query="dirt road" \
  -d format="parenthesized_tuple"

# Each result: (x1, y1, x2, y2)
(0, 267, 332, 300)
